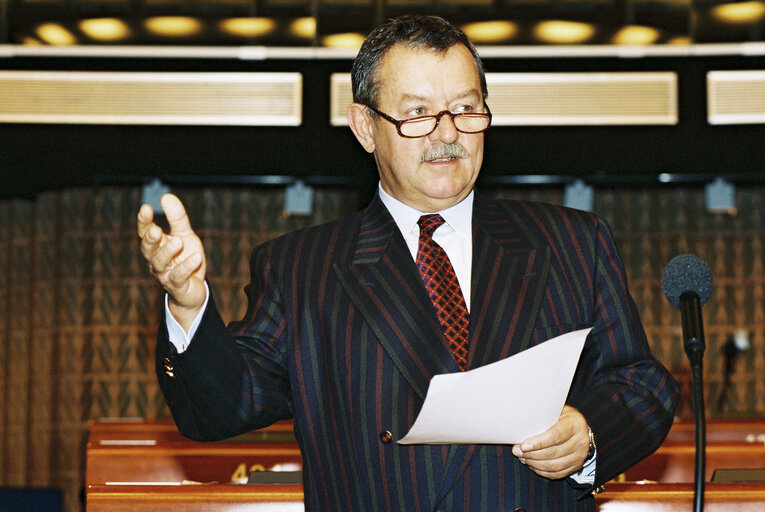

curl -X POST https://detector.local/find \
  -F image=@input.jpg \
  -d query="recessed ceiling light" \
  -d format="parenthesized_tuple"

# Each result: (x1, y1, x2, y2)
(534, 20, 596, 44)
(666, 36, 692, 45)
(289, 17, 316, 40)
(219, 18, 277, 38)
(36, 23, 77, 45)
(321, 33, 366, 49)
(712, 1, 765, 23)
(79, 18, 131, 42)
(144, 17, 202, 37)
(461, 21, 518, 43)
(612, 25, 661, 45)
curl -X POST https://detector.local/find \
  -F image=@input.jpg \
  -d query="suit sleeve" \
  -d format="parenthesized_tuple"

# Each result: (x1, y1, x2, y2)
(156, 242, 293, 442)
(567, 215, 679, 490)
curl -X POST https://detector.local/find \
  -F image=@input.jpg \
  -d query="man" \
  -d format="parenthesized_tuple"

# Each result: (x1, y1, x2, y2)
(138, 15, 678, 511)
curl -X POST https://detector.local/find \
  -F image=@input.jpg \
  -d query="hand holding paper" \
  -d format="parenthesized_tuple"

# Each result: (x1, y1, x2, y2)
(512, 405, 592, 479)
(398, 328, 591, 445)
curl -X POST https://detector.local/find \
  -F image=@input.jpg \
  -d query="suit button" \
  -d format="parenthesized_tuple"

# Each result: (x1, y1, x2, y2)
(379, 430, 393, 444)
(163, 357, 175, 378)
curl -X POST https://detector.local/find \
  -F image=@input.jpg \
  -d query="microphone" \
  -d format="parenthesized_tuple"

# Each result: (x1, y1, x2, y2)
(662, 253, 713, 512)
(661, 253, 713, 367)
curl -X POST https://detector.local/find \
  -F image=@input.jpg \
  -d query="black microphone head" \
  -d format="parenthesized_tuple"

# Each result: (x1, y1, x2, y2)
(662, 253, 714, 309)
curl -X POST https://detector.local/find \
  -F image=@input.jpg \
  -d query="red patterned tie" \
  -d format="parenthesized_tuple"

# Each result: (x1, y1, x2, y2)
(416, 214, 470, 371)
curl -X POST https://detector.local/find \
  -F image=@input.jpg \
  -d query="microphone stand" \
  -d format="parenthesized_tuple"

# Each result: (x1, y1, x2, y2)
(680, 291, 706, 512)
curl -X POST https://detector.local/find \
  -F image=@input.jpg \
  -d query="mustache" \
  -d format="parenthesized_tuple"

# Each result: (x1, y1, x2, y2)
(420, 142, 469, 163)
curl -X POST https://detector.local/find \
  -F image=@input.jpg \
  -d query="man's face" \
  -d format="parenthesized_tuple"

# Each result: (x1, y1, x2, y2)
(360, 44, 486, 213)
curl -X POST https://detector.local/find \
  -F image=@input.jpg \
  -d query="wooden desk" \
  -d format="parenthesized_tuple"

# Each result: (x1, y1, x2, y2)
(621, 441, 765, 483)
(616, 419, 765, 483)
(86, 419, 302, 485)
(86, 482, 765, 511)
(86, 418, 765, 502)
(595, 482, 765, 511)
(86, 483, 304, 511)
(665, 419, 765, 443)
(86, 418, 296, 445)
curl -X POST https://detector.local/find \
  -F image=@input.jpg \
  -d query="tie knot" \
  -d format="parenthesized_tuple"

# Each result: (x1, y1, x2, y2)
(418, 214, 445, 238)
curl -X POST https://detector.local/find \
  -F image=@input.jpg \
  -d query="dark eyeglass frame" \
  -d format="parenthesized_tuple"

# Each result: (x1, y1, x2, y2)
(365, 104, 492, 138)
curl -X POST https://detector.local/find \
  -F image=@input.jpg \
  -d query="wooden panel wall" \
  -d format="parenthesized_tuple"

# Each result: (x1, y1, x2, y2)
(2, 182, 764, 511)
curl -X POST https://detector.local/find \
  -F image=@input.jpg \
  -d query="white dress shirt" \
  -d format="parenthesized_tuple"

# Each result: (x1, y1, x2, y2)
(378, 185, 473, 311)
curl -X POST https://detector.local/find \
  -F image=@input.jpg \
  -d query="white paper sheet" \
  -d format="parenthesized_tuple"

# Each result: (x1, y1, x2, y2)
(398, 327, 591, 445)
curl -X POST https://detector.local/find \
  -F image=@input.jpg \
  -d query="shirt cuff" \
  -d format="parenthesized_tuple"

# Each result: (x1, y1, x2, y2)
(570, 448, 596, 485)
(165, 282, 209, 353)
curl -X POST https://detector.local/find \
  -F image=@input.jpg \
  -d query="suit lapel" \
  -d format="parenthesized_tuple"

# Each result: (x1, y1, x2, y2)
(333, 196, 458, 401)
(436, 194, 552, 501)
(334, 194, 555, 503)
(467, 194, 552, 368)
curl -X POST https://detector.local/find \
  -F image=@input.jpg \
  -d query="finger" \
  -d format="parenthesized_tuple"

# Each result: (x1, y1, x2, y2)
(138, 202, 167, 259)
(515, 435, 579, 466)
(517, 426, 566, 454)
(137, 203, 156, 239)
(516, 406, 582, 454)
(521, 437, 579, 463)
(161, 194, 194, 236)
(527, 452, 583, 479)
(529, 464, 581, 480)
(521, 448, 583, 477)
(165, 253, 206, 312)
(140, 224, 169, 263)
(167, 252, 203, 289)
(149, 236, 184, 275)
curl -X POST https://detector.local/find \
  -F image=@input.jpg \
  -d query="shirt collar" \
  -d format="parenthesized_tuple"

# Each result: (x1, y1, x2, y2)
(378, 183, 473, 241)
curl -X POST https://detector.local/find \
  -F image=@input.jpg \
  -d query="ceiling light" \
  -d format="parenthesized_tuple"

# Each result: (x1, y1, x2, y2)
(321, 33, 366, 49)
(534, 20, 596, 44)
(461, 21, 518, 44)
(712, 1, 765, 23)
(666, 36, 692, 45)
(219, 17, 276, 38)
(144, 17, 202, 38)
(79, 18, 131, 42)
(289, 17, 316, 40)
(612, 25, 661, 45)
(36, 23, 77, 45)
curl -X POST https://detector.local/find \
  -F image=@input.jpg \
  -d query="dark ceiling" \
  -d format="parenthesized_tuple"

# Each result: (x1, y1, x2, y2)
(2, 0, 765, 47)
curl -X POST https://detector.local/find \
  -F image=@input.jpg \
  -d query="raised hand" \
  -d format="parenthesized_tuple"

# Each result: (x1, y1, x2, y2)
(137, 193, 207, 332)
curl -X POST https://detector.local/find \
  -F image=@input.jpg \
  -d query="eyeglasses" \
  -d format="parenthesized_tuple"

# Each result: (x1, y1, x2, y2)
(366, 105, 492, 138)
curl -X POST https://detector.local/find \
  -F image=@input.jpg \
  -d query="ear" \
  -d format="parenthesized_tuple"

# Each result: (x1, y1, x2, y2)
(347, 103, 376, 154)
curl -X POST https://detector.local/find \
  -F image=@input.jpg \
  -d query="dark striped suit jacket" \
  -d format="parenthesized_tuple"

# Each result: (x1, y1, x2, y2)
(157, 193, 679, 512)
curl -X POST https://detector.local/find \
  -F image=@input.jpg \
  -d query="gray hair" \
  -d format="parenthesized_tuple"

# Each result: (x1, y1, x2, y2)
(350, 15, 488, 109)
